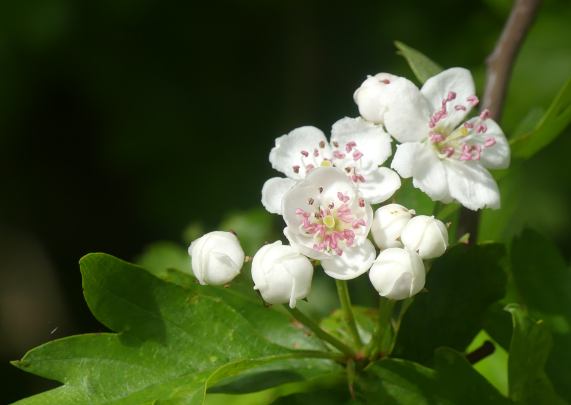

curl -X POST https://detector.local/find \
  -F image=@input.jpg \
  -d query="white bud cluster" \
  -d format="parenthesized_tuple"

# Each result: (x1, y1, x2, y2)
(369, 205, 448, 300)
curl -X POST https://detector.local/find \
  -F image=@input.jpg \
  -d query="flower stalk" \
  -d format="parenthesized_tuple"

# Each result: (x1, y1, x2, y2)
(285, 306, 355, 357)
(335, 280, 363, 349)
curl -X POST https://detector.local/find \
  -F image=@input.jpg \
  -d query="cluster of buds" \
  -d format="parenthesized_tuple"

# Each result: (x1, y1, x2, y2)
(369, 206, 448, 299)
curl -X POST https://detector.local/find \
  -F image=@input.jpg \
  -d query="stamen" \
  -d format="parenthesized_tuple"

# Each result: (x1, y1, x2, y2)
(467, 95, 479, 106)
(484, 137, 496, 148)
(380, 79, 390, 84)
(353, 150, 363, 161)
(429, 132, 445, 143)
(292, 165, 300, 174)
(479, 109, 491, 120)
(319, 141, 326, 148)
(454, 105, 467, 111)
(476, 124, 487, 134)
(337, 192, 350, 203)
(442, 146, 455, 158)
(345, 141, 357, 152)
(300, 150, 309, 157)
(306, 164, 315, 172)
(358, 198, 365, 207)
(333, 150, 346, 159)
(332, 141, 339, 148)
(447, 91, 457, 101)
(313, 149, 319, 157)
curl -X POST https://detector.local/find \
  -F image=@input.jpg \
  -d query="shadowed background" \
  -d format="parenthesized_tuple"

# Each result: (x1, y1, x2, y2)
(1, 0, 570, 402)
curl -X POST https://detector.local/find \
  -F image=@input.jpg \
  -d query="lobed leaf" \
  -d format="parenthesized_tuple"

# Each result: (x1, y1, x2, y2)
(12, 253, 340, 404)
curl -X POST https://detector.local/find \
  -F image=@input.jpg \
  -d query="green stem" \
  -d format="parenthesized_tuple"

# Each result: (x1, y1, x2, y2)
(335, 280, 363, 349)
(286, 306, 355, 357)
(289, 350, 347, 362)
(365, 297, 396, 359)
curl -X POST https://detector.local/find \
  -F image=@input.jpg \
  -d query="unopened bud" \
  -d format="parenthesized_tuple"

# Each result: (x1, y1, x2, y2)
(401, 215, 448, 259)
(353, 73, 399, 123)
(371, 203, 415, 249)
(252, 241, 313, 308)
(369, 248, 425, 300)
(188, 231, 245, 285)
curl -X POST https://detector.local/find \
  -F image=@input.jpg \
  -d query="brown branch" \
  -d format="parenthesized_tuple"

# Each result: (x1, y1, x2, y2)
(457, 0, 542, 242)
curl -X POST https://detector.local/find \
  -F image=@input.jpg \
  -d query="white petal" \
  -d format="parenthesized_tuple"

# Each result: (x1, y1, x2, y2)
(383, 78, 431, 143)
(261, 177, 296, 215)
(421, 67, 476, 131)
(358, 167, 401, 204)
(411, 144, 450, 202)
(321, 239, 376, 280)
(390, 142, 421, 178)
(475, 118, 510, 169)
(444, 160, 500, 210)
(391, 143, 450, 201)
(269, 126, 331, 179)
(330, 116, 392, 168)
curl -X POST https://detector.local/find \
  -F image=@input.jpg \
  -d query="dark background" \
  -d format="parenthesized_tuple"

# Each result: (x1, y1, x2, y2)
(1, 0, 570, 402)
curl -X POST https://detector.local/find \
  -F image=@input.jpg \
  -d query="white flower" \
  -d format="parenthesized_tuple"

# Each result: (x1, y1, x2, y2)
(261, 117, 401, 214)
(251, 241, 313, 308)
(369, 248, 425, 300)
(360, 68, 510, 210)
(401, 215, 448, 259)
(188, 231, 245, 285)
(282, 166, 376, 280)
(371, 203, 415, 249)
(354, 73, 409, 124)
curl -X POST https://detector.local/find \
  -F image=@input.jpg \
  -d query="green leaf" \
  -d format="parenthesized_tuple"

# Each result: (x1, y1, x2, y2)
(12, 253, 341, 404)
(510, 229, 571, 402)
(136, 241, 192, 277)
(393, 178, 436, 215)
(358, 348, 510, 404)
(505, 304, 566, 405)
(320, 306, 377, 348)
(510, 77, 571, 159)
(393, 244, 507, 365)
(219, 208, 278, 255)
(394, 41, 443, 84)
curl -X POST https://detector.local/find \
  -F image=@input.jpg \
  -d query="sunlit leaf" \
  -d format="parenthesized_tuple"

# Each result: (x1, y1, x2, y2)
(395, 41, 443, 84)
(510, 77, 571, 159)
(12, 254, 340, 404)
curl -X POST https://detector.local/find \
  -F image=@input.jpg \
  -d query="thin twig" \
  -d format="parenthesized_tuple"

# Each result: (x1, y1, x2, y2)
(457, 0, 542, 241)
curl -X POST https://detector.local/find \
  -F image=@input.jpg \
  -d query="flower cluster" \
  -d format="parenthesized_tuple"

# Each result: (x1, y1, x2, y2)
(188, 67, 509, 308)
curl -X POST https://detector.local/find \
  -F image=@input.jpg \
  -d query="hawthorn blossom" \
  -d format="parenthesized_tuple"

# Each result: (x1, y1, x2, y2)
(369, 248, 425, 300)
(188, 231, 245, 285)
(261, 117, 401, 215)
(356, 68, 510, 210)
(282, 166, 376, 280)
(401, 215, 448, 259)
(251, 241, 313, 308)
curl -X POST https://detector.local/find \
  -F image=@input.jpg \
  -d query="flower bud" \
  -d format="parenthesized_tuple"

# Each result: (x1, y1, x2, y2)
(369, 248, 425, 300)
(371, 203, 415, 249)
(251, 241, 313, 308)
(188, 231, 245, 285)
(353, 73, 399, 123)
(401, 215, 448, 259)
